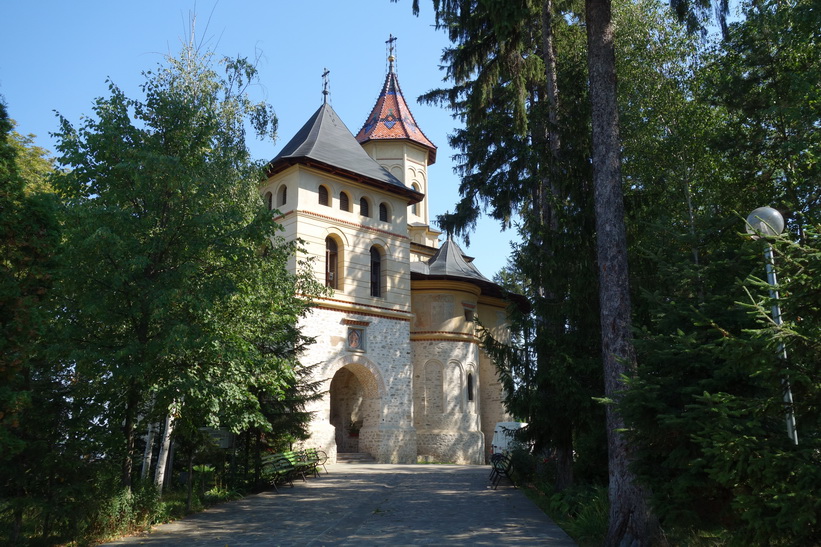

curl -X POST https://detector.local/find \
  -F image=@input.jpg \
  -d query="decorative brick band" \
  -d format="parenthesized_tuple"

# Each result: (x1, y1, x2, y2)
(412, 330, 480, 339)
(411, 337, 480, 345)
(309, 294, 412, 315)
(272, 210, 295, 221)
(342, 319, 371, 326)
(312, 305, 412, 322)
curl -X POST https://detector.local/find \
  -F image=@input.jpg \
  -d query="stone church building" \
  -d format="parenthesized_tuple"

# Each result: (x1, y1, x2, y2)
(260, 50, 519, 464)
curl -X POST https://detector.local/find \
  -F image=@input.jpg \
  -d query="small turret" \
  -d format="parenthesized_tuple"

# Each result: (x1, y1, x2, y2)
(355, 36, 437, 231)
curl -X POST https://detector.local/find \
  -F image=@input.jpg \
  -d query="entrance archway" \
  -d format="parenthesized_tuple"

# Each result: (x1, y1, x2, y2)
(329, 363, 382, 455)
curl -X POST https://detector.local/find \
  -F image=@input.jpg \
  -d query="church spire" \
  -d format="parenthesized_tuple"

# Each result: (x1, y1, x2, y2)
(321, 68, 330, 104)
(386, 34, 397, 72)
(355, 36, 437, 164)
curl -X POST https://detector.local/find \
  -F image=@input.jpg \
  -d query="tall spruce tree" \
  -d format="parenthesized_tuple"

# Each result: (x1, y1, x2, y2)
(403, 0, 737, 541)
(408, 0, 605, 491)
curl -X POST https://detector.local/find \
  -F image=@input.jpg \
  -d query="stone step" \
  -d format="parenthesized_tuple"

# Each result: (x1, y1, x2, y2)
(336, 452, 376, 463)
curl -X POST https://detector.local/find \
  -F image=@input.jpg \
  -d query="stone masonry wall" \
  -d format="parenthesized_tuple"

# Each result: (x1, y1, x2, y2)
(298, 306, 417, 463)
(411, 339, 484, 464)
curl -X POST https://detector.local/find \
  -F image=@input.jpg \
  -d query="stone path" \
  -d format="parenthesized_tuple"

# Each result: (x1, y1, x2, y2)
(105, 462, 577, 546)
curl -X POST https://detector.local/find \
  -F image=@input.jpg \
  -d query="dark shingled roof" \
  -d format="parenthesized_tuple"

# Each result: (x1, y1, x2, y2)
(411, 238, 529, 310)
(411, 237, 490, 281)
(266, 102, 424, 203)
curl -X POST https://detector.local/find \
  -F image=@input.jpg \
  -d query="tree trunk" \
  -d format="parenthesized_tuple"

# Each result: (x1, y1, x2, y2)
(185, 450, 194, 513)
(141, 421, 156, 480)
(554, 421, 574, 492)
(121, 381, 140, 489)
(584, 0, 665, 544)
(153, 412, 175, 494)
(11, 503, 22, 545)
(541, 0, 561, 161)
(540, 0, 576, 493)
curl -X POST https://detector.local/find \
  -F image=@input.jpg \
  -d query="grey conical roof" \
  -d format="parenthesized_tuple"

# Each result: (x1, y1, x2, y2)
(411, 237, 529, 310)
(411, 237, 490, 281)
(266, 102, 423, 203)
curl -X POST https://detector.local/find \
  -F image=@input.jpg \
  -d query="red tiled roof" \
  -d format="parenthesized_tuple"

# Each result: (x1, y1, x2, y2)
(355, 67, 437, 164)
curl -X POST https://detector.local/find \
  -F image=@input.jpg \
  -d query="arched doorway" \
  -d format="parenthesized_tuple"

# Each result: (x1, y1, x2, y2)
(329, 363, 381, 456)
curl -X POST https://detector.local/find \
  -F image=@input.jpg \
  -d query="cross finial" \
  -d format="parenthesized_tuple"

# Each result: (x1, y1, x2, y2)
(386, 34, 397, 72)
(322, 68, 330, 104)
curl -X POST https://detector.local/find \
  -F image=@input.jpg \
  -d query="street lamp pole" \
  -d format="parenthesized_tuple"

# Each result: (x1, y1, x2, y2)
(745, 207, 798, 445)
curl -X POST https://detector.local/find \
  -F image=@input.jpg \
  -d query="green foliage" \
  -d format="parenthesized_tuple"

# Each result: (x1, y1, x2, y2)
(619, 0, 821, 541)
(1, 35, 322, 546)
(691, 230, 821, 544)
(522, 464, 610, 547)
(699, 0, 821, 235)
(0, 100, 62, 546)
(0, 101, 59, 461)
(551, 485, 609, 546)
(424, 0, 715, 496)
(51, 37, 317, 492)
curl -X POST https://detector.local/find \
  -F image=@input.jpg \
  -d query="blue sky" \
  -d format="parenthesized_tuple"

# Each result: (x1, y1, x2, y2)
(0, 0, 518, 277)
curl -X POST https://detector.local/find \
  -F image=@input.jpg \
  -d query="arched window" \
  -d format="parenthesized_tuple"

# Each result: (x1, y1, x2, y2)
(467, 373, 474, 402)
(370, 246, 382, 297)
(264, 191, 273, 211)
(410, 183, 421, 216)
(340, 192, 350, 212)
(379, 202, 389, 222)
(360, 197, 370, 217)
(325, 237, 338, 289)
(277, 185, 287, 207)
(318, 185, 330, 206)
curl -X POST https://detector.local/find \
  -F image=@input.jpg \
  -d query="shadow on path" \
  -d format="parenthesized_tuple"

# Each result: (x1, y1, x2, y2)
(104, 463, 577, 546)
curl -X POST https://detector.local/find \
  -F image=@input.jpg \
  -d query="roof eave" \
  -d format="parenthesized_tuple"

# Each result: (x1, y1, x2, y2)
(266, 157, 425, 205)
(359, 136, 438, 165)
(410, 272, 530, 312)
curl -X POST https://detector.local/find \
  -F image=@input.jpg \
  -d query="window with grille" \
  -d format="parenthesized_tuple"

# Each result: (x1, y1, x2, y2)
(370, 246, 382, 297)
(325, 237, 338, 289)
(340, 192, 350, 212)
(360, 197, 370, 217)
(379, 202, 388, 222)
(319, 185, 330, 206)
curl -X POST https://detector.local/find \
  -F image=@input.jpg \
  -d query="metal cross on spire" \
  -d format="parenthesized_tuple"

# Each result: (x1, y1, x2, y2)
(322, 68, 330, 104)
(386, 34, 397, 72)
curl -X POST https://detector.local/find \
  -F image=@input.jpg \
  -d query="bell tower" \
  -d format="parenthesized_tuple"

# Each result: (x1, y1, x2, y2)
(355, 36, 439, 248)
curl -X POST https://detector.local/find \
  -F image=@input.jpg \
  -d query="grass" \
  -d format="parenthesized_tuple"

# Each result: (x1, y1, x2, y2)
(521, 480, 730, 546)
(521, 482, 608, 546)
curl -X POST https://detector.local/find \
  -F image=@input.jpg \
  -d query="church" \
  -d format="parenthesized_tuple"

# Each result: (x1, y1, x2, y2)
(260, 45, 520, 464)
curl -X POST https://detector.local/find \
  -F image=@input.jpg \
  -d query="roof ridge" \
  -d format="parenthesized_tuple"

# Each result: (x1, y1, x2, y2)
(266, 102, 422, 202)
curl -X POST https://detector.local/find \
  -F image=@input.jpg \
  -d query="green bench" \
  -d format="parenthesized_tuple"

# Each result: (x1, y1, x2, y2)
(260, 448, 329, 492)
(280, 450, 313, 481)
(261, 453, 296, 492)
(303, 447, 328, 475)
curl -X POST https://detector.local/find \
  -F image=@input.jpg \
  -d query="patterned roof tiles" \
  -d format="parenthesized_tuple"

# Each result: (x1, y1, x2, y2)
(355, 66, 437, 164)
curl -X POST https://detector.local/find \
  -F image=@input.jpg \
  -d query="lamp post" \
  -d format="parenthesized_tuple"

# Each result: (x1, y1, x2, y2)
(745, 207, 798, 445)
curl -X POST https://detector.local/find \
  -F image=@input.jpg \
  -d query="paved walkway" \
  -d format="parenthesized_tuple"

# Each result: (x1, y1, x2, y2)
(105, 462, 576, 546)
